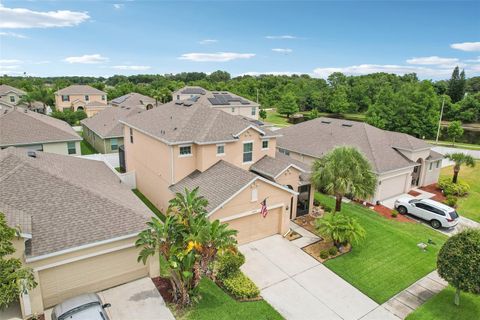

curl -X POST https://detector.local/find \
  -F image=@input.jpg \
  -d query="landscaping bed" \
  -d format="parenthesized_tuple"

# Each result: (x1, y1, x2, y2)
(419, 183, 447, 202)
(302, 239, 350, 263)
(293, 215, 319, 235)
(373, 204, 415, 223)
(152, 277, 174, 303)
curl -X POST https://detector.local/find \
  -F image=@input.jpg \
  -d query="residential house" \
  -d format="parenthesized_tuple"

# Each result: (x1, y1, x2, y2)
(172, 86, 260, 120)
(0, 108, 82, 155)
(81, 106, 144, 153)
(54, 85, 108, 117)
(110, 92, 156, 110)
(121, 97, 312, 244)
(277, 117, 443, 203)
(0, 148, 157, 318)
(0, 84, 46, 113)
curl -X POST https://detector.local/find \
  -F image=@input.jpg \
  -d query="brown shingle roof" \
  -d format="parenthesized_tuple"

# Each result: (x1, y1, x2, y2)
(0, 148, 152, 257)
(0, 84, 26, 96)
(110, 92, 156, 108)
(81, 106, 144, 138)
(0, 108, 81, 147)
(55, 85, 106, 95)
(251, 153, 307, 180)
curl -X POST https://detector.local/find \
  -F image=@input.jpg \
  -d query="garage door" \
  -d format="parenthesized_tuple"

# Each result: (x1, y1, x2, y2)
(377, 174, 409, 201)
(39, 246, 148, 308)
(227, 208, 282, 244)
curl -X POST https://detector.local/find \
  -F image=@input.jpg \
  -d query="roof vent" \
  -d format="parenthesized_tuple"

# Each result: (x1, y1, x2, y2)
(321, 120, 331, 124)
(24, 109, 28, 113)
(27, 151, 36, 158)
(342, 123, 353, 127)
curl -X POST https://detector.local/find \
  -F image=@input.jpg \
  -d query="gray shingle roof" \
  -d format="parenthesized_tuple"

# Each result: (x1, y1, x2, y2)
(81, 106, 144, 138)
(0, 84, 26, 96)
(55, 85, 106, 95)
(0, 108, 81, 147)
(427, 150, 444, 161)
(277, 117, 426, 174)
(110, 92, 156, 108)
(122, 98, 278, 145)
(170, 160, 258, 212)
(0, 148, 152, 257)
(251, 152, 307, 180)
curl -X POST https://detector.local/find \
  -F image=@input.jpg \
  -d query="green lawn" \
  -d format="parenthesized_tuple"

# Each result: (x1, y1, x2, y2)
(316, 193, 447, 304)
(178, 278, 283, 320)
(80, 139, 97, 155)
(406, 286, 480, 320)
(132, 188, 166, 221)
(440, 162, 480, 222)
(427, 140, 480, 151)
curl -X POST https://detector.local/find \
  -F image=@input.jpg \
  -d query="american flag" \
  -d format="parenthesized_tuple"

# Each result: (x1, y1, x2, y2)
(260, 198, 268, 218)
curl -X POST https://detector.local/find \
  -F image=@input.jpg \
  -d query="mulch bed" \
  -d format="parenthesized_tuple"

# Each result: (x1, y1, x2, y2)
(373, 204, 415, 223)
(293, 215, 319, 235)
(285, 230, 302, 241)
(419, 184, 447, 202)
(302, 240, 351, 263)
(408, 190, 421, 197)
(152, 277, 174, 303)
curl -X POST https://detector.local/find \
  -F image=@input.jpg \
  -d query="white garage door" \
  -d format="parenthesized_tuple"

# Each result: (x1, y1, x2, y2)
(227, 208, 282, 244)
(39, 246, 148, 308)
(377, 174, 409, 201)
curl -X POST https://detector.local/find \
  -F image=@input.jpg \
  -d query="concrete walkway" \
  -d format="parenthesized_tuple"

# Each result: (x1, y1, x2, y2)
(382, 271, 448, 319)
(240, 235, 399, 320)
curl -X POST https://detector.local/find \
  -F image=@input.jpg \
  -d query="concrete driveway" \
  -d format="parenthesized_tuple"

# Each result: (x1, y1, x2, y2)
(240, 235, 399, 320)
(44, 278, 174, 320)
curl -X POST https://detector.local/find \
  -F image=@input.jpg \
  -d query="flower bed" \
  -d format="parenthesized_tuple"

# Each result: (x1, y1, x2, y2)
(293, 215, 319, 235)
(420, 183, 447, 202)
(152, 277, 174, 303)
(373, 204, 415, 223)
(302, 240, 351, 263)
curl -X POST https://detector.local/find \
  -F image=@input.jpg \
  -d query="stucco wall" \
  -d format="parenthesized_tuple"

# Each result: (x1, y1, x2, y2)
(55, 93, 106, 110)
(374, 168, 413, 202)
(0, 91, 23, 105)
(82, 125, 123, 154)
(422, 159, 442, 186)
(42, 141, 81, 156)
(213, 105, 259, 120)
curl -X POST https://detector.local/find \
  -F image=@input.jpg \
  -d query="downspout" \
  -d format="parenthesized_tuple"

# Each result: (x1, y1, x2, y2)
(170, 145, 175, 184)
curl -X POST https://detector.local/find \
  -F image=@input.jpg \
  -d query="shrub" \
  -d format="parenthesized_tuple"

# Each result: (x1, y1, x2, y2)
(313, 198, 320, 207)
(391, 210, 398, 218)
(315, 213, 366, 246)
(445, 196, 458, 208)
(319, 250, 329, 259)
(328, 247, 338, 256)
(216, 250, 245, 280)
(438, 177, 470, 197)
(222, 271, 260, 299)
(322, 204, 334, 213)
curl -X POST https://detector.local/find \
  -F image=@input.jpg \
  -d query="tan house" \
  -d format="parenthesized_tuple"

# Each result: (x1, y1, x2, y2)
(121, 98, 313, 244)
(0, 148, 157, 319)
(81, 106, 144, 153)
(0, 108, 82, 155)
(110, 92, 156, 110)
(172, 86, 260, 120)
(277, 117, 443, 203)
(55, 85, 107, 117)
(0, 84, 46, 113)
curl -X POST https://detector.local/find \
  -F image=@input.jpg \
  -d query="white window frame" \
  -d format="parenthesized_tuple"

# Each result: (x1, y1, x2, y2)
(67, 141, 76, 155)
(110, 138, 118, 151)
(179, 144, 193, 157)
(9, 95, 15, 103)
(216, 143, 225, 156)
(243, 141, 254, 164)
(429, 162, 433, 171)
(261, 139, 269, 150)
(251, 188, 258, 202)
(251, 107, 256, 116)
(436, 160, 441, 168)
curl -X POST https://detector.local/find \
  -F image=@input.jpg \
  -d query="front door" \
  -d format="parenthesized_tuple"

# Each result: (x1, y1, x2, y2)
(297, 184, 311, 216)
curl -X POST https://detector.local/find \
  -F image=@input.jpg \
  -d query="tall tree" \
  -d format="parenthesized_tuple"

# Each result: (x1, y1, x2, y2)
(311, 146, 377, 212)
(277, 92, 299, 118)
(445, 153, 476, 183)
(447, 121, 464, 146)
(447, 66, 466, 103)
(328, 86, 350, 114)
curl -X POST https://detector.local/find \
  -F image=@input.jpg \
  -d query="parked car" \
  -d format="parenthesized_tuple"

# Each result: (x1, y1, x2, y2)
(394, 198, 459, 229)
(51, 293, 111, 320)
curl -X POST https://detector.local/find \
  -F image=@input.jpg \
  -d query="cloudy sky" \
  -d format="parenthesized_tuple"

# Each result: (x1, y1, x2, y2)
(0, 0, 479, 79)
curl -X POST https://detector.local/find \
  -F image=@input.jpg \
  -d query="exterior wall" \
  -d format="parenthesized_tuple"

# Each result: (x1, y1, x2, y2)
(422, 159, 442, 186)
(275, 167, 302, 218)
(55, 94, 106, 111)
(0, 91, 23, 105)
(42, 141, 81, 156)
(214, 105, 259, 120)
(374, 168, 412, 202)
(82, 125, 123, 154)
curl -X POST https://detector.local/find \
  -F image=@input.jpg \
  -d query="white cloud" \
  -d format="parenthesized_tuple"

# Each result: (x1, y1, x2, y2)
(406, 56, 459, 65)
(0, 31, 27, 38)
(0, 5, 89, 29)
(112, 65, 151, 71)
(313, 64, 454, 79)
(450, 42, 480, 52)
(113, 4, 124, 9)
(64, 54, 109, 64)
(199, 39, 218, 45)
(179, 52, 255, 62)
(465, 56, 480, 63)
(265, 35, 297, 39)
(0, 59, 22, 64)
(272, 48, 293, 54)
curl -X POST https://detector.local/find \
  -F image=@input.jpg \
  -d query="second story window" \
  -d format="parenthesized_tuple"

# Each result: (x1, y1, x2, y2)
(102, 95, 106, 101)
(62, 95, 70, 102)
(262, 139, 269, 150)
(231, 107, 235, 113)
(110, 138, 118, 151)
(217, 144, 225, 156)
(251, 107, 256, 116)
(67, 141, 76, 155)
(85, 95, 89, 101)
(279, 148, 290, 156)
(179, 145, 192, 157)
(129, 128, 134, 143)
(243, 142, 253, 163)
(9, 96, 15, 103)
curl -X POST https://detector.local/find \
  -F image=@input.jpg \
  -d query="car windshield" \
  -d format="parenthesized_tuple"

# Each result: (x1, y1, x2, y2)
(58, 302, 101, 320)
(408, 199, 420, 204)
(449, 210, 459, 219)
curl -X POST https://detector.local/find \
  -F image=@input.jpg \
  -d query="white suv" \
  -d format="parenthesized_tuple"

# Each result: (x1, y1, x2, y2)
(394, 198, 459, 229)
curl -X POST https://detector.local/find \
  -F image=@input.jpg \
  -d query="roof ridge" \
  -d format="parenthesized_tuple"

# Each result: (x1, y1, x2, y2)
(21, 109, 81, 138)
(362, 123, 381, 171)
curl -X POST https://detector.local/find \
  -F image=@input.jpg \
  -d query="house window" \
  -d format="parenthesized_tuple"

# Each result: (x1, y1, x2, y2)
(251, 107, 256, 116)
(243, 142, 253, 163)
(102, 95, 106, 101)
(436, 160, 441, 168)
(231, 107, 235, 113)
(67, 142, 76, 155)
(129, 128, 134, 143)
(251, 188, 258, 202)
(179, 145, 192, 157)
(217, 144, 225, 155)
(85, 95, 89, 101)
(177, 95, 180, 100)
(110, 138, 118, 151)
(9, 96, 15, 103)
(429, 162, 433, 171)
(279, 148, 290, 156)
(262, 139, 269, 150)
(62, 95, 70, 102)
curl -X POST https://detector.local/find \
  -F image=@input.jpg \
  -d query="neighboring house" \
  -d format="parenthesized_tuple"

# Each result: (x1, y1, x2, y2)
(121, 98, 312, 244)
(0, 148, 157, 318)
(81, 106, 144, 153)
(0, 84, 47, 114)
(110, 92, 156, 110)
(54, 85, 108, 117)
(0, 108, 82, 155)
(172, 86, 260, 120)
(277, 117, 443, 203)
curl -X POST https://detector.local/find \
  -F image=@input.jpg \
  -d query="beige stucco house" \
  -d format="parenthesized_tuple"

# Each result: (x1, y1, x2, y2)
(172, 86, 261, 120)
(121, 97, 313, 244)
(277, 117, 443, 203)
(110, 92, 156, 110)
(81, 105, 144, 153)
(55, 85, 107, 117)
(0, 108, 82, 155)
(0, 148, 158, 319)
(0, 84, 46, 113)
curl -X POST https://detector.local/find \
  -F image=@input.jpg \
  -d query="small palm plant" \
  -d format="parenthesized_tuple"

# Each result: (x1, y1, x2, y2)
(315, 213, 366, 248)
(445, 153, 476, 183)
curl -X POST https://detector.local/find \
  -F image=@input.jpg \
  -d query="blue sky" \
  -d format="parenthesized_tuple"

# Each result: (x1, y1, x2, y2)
(0, 0, 479, 79)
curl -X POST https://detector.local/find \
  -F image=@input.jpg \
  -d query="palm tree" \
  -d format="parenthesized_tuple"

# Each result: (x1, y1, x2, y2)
(315, 213, 366, 247)
(445, 153, 476, 183)
(311, 146, 377, 212)
(168, 187, 208, 218)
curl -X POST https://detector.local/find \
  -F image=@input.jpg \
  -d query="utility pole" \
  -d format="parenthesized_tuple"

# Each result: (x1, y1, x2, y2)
(435, 96, 445, 143)
(256, 88, 259, 104)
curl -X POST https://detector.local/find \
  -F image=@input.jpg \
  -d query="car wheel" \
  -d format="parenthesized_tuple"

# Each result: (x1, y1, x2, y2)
(430, 219, 441, 229)
(397, 206, 407, 214)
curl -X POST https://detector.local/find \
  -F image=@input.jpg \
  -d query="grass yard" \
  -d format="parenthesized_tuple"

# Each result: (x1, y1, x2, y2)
(177, 278, 283, 320)
(80, 139, 97, 155)
(132, 188, 166, 221)
(440, 161, 480, 222)
(427, 140, 480, 151)
(316, 193, 447, 304)
(406, 286, 480, 320)
(264, 109, 291, 127)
